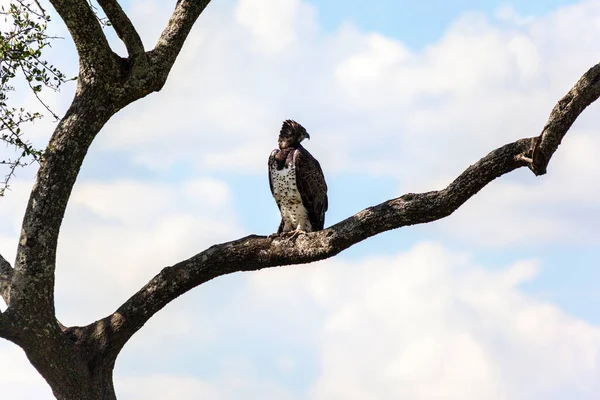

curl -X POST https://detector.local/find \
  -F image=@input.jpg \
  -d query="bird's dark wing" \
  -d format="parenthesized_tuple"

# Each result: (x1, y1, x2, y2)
(294, 146, 328, 231)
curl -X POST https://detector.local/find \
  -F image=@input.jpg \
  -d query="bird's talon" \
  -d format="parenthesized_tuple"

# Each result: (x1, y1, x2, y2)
(287, 230, 307, 241)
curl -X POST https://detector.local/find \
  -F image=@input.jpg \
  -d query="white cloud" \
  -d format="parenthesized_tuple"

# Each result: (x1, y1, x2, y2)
(0, 344, 55, 399)
(68, 178, 232, 225)
(5, 0, 600, 219)
(435, 131, 600, 247)
(90, 0, 600, 207)
(51, 177, 242, 324)
(0, 176, 242, 317)
(4, 241, 600, 399)
(235, 0, 317, 54)
(335, 32, 412, 102)
(116, 375, 220, 400)
(115, 368, 300, 400)
(245, 242, 600, 399)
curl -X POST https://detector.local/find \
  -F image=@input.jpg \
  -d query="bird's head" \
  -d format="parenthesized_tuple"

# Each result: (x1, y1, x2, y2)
(278, 119, 310, 149)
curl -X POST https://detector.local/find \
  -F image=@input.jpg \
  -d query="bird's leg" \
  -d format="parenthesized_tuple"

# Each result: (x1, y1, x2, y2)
(286, 229, 307, 241)
(285, 221, 312, 241)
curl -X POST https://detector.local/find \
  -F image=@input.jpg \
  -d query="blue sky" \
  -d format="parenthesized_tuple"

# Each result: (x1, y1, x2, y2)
(312, 0, 578, 48)
(1, 0, 600, 399)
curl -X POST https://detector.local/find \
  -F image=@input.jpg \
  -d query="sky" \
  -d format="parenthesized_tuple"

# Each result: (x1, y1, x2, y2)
(1, 0, 600, 398)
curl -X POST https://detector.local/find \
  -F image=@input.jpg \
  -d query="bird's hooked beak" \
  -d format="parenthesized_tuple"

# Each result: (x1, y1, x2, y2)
(305, 132, 311, 140)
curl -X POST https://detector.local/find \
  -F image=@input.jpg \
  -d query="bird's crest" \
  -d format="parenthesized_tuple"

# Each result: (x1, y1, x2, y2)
(278, 119, 309, 149)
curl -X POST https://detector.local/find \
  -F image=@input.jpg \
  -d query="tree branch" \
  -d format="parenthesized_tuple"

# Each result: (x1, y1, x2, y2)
(49, 0, 116, 79)
(147, 0, 212, 89)
(90, 61, 600, 357)
(97, 0, 213, 108)
(528, 63, 600, 175)
(91, 138, 529, 354)
(11, 86, 114, 321)
(96, 0, 145, 57)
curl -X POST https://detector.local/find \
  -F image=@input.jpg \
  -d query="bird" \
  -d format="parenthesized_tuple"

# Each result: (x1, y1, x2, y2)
(268, 120, 328, 237)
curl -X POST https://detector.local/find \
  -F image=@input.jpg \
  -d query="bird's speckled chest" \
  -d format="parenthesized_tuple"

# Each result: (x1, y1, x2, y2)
(269, 147, 313, 232)
(270, 156, 302, 206)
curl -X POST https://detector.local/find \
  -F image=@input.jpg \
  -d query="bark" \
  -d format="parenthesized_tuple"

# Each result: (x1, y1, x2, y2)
(48, 0, 117, 82)
(525, 62, 600, 175)
(0, 0, 598, 399)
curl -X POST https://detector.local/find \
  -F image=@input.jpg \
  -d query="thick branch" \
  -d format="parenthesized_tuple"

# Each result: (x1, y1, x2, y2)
(49, 0, 116, 79)
(91, 61, 600, 358)
(0, 253, 13, 306)
(85, 138, 529, 355)
(147, 0, 212, 89)
(11, 86, 114, 320)
(97, 0, 145, 57)
(100, 0, 213, 108)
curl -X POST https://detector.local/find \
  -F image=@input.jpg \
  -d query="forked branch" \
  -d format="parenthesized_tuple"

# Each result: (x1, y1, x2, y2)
(148, 0, 212, 87)
(48, 0, 116, 77)
(97, 0, 144, 57)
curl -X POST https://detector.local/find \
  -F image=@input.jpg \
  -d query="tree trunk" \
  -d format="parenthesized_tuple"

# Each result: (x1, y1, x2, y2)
(4, 78, 120, 400)
(34, 356, 117, 400)
(16, 323, 120, 400)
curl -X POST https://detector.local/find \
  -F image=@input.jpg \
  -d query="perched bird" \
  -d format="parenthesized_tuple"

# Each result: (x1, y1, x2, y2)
(268, 120, 328, 237)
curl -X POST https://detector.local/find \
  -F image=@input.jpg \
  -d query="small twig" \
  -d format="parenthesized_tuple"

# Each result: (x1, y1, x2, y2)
(32, 0, 47, 17)
(19, 64, 60, 120)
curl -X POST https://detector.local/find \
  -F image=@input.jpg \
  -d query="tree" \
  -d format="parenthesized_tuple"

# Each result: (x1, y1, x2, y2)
(0, 0, 599, 399)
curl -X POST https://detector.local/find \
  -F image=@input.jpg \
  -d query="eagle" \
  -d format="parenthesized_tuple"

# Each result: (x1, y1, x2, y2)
(268, 120, 328, 237)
